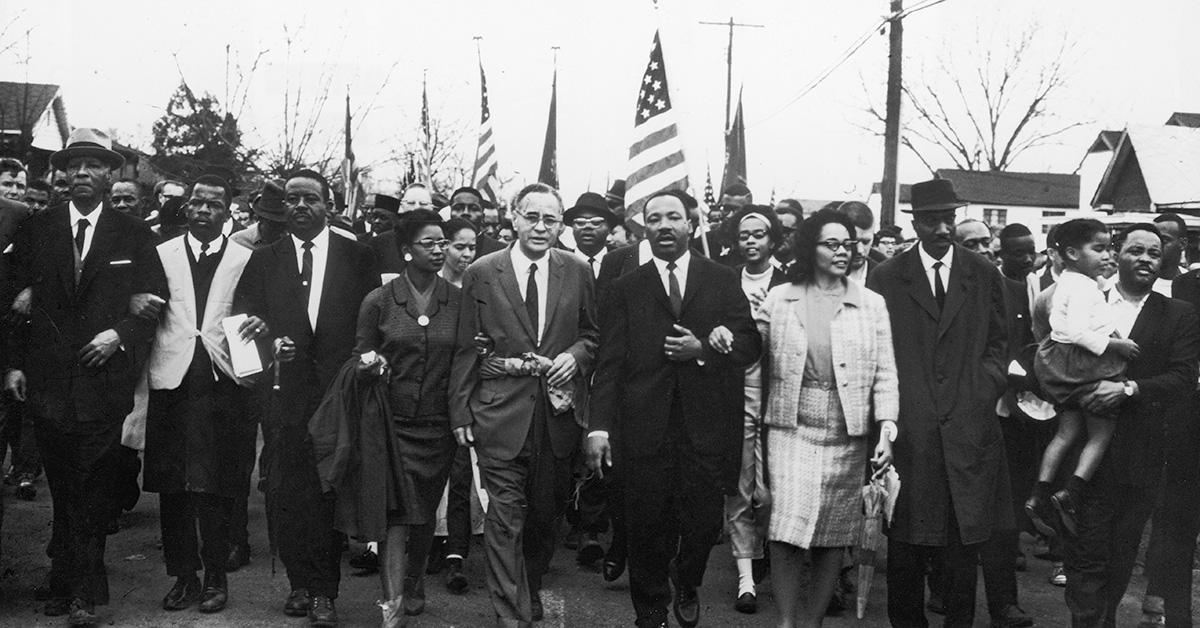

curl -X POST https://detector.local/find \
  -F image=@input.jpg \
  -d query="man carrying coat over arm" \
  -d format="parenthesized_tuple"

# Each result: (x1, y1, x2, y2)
(587, 189, 761, 628)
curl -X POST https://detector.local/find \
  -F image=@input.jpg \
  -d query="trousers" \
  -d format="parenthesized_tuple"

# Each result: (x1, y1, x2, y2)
(160, 491, 231, 576)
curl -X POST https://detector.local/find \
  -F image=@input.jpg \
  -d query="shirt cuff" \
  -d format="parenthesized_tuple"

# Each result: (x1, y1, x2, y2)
(587, 430, 609, 439)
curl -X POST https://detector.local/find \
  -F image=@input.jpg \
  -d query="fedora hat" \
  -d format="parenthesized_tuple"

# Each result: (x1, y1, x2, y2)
(565, 192, 620, 226)
(252, 179, 287, 223)
(50, 128, 125, 171)
(605, 179, 626, 205)
(906, 178, 967, 213)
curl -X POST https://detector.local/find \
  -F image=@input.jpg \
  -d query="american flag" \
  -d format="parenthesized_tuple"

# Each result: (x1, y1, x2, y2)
(472, 60, 500, 203)
(420, 75, 432, 186)
(625, 31, 689, 218)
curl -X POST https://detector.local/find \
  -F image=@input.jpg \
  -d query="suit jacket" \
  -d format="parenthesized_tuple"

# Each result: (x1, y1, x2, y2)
(589, 255, 761, 489)
(755, 281, 898, 437)
(477, 233, 506, 257)
(367, 230, 407, 277)
(233, 231, 379, 423)
(867, 245, 1010, 545)
(596, 242, 644, 295)
(148, 235, 254, 390)
(1099, 292, 1199, 488)
(1171, 269, 1200, 310)
(8, 204, 166, 399)
(449, 247, 599, 461)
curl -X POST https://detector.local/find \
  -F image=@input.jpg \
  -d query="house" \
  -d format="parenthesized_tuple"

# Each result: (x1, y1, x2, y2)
(1090, 123, 1200, 213)
(0, 81, 70, 176)
(868, 170, 1081, 247)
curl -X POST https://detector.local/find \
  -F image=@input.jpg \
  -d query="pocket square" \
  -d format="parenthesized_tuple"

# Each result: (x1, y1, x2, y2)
(109, 259, 133, 266)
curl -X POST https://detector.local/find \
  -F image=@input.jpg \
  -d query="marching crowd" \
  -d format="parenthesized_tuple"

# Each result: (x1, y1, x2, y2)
(0, 126, 1196, 628)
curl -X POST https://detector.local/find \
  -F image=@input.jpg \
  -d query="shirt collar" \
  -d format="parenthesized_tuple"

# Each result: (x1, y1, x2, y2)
(291, 226, 330, 251)
(653, 250, 692, 275)
(68, 202, 102, 227)
(187, 232, 225, 256)
(510, 245, 549, 277)
(917, 243, 953, 272)
(575, 247, 606, 263)
(1109, 284, 1151, 308)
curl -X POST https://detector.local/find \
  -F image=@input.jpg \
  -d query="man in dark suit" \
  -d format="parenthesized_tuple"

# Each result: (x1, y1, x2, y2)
(4, 128, 167, 625)
(588, 189, 761, 628)
(448, 186, 506, 257)
(1063, 224, 1200, 628)
(233, 169, 378, 627)
(866, 179, 1010, 628)
(450, 182, 598, 627)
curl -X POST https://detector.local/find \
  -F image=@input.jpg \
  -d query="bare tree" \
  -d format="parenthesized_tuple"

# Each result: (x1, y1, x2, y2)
(863, 23, 1087, 173)
(387, 113, 470, 194)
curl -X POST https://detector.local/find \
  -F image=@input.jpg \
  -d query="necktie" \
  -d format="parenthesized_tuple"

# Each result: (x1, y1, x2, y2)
(933, 261, 946, 310)
(667, 261, 683, 317)
(74, 218, 90, 257)
(526, 263, 539, 340)
(301, 240, 314, 304)
(588, 256, 596, 277)
(199, 241, 210, 261)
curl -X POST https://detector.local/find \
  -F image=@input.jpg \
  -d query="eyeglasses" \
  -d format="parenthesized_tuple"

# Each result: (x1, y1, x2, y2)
(572, 217, 608, 229)
(817, 239, 859, 252)
(738, 229, 768, 242)
(413, 238, 450, 250)
(518, 213, 561, 228)
(402, 199, 432, 209)
(451, 202, 482, 213)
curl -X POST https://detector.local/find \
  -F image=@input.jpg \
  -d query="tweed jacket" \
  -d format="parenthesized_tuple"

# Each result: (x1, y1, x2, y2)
(755, 280, 899, 436)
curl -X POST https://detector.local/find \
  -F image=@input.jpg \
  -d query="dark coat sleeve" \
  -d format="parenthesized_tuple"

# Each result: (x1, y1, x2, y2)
(114, 223, 168, 348)
(1133, 301, 1200, 401)
(588, 272, 630, 434)
(449, 265, 482, 430)
(697, 265, 761, 369)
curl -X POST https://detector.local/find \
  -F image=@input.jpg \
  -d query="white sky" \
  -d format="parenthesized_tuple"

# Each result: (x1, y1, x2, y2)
(3, 0, 1199, 203)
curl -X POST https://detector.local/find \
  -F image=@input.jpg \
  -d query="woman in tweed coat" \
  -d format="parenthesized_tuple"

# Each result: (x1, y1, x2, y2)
(755, 209, 899, 627)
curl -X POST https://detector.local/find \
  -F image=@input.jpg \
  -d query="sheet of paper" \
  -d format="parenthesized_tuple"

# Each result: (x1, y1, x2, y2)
(221, 314, 263, 378)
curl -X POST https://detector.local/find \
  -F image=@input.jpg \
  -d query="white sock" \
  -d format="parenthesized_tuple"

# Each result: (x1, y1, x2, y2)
(736, 558, 756, 596)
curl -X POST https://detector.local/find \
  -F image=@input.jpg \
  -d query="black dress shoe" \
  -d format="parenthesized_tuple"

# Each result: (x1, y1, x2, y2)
(43, 597, 70, 616)
(445, 557, 469, 594)
(577, 538, 605, 566)
(284, 588, 311, 617)
(734, 591, 757, 614)
(349, 548, 379, 572)
(162, 574, 201, 611)
(531, 589, 544, 621)
(309, 595, 338, 627)
(926, 590, 946, 615)
(673, 587, 700, 627)
(990, 604, 1034, 628)
(602, 549, 626, 582)
(198, 572, 228, 613)
(403, 575, 425, 616)
(67, 597, 96, 626)
(226, 543, 250, 572)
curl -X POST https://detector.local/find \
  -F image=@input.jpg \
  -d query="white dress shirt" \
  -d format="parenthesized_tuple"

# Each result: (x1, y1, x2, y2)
(510, 246, 549, 344)
(68, 202, 102, 260)
(1108, 286, 1149, 339)
(573, 247, 607, 278)
(186, 232, 226, 262)
(291, 227, 331, 331)
(916, 244, 953, 300)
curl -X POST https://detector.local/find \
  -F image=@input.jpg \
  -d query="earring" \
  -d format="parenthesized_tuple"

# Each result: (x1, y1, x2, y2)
(403, 253, 413, 262)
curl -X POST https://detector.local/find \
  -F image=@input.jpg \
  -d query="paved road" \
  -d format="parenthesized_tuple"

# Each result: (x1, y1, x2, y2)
(0, 470, 1193, 627)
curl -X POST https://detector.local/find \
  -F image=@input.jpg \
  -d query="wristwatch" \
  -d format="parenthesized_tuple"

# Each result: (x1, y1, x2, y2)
(1122, 381, 1136, 398)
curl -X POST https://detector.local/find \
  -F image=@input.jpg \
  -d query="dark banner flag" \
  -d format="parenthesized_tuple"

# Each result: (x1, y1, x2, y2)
(538, 68, 558, 188)
(720, 87, 747, 194)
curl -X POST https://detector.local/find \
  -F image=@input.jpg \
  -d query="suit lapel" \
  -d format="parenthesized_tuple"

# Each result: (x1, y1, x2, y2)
(680, 257, 701, 314)
(495, 252, 537, 342)
(544, 250, 565, 341)
(76, 207, 118, 295)
(937, 249, 971, 339)
(900, 249, 940, 323)
(165, 238, 198, 327)
(274, 236, 311, 333)
(315, 234, 348, 335)
(1128, 292, 1161, 345)
(638, 261, 675, 318)
(48, 206, 76, 299)
(202, 241, 250, 332)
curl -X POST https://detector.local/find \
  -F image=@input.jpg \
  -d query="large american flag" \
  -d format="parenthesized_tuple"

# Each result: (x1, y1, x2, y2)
(472, 61, 500, 203)
(625, 31, 688, 218)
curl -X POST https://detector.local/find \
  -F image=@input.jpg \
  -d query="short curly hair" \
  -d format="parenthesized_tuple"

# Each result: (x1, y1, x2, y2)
(395, 209, 444, 244)
(787, 209, 857, 284)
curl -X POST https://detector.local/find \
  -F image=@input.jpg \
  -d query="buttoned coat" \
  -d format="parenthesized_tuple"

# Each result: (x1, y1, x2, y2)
(866, 245, 1011, 546)
(754, 280, 899, 436)
(449, 246, 598, 461)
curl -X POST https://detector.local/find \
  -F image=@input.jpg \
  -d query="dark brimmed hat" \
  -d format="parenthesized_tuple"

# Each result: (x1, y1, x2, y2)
(374, 194, 400, 214)
(907, 178, 967, 213)
(565, 192, 621, 226)
(252, 179, 287, 223)
(50, 128, 125, 171)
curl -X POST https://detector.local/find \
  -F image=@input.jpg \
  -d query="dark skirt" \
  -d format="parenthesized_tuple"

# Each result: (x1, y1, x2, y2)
(386, 416, 457, 526)
(1034, 339, 1126, 408)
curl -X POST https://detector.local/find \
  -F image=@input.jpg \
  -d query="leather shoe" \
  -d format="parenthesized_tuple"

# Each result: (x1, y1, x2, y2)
(577, 537, 605, 566)
(67, 597, 97, 626)
(734, 591, 757, 614)
(403, 575, 425, 616)
(531, 589, 544, 621)
(225, 543, 250, 572)
(991, 604, 1034, 627)
(602, 548, 626, 582)
(673, 587, 700, 627)
(162, 574, 201, 611)
(198, 572, 228, 613)
(43, 597, 70, 617)
(349, 548, 379, 572)
(284, 588, 311, 617)
(308, 595, 338, 627)
(445, 557, 469, 594)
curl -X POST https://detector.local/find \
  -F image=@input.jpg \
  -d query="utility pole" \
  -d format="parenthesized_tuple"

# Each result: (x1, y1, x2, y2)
(700, 17, 764, 131)
(880, 0, 903, 227)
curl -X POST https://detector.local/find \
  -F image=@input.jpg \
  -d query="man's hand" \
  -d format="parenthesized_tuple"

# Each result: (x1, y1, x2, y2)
(238, 316, 271, 343)
(4, 370, 26, 402)
(587, 433, 612, 479)
(707, 325, 733, 354)
(11, 287, 31, 315)
(871, 437, 894, 480)
(78, 329, 122, 368)
(453, 425, 476, 447)
(1081, 380, 1125, 414)
(129, 293, 166, 320)
(747, 286, 768, 312)
(273, 336, 296, 363)
(663, 324, 703, 362)
(546, 352, 578, 388)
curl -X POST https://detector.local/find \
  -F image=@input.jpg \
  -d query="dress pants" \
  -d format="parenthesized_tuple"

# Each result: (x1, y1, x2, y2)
(724, 383, 766, 560)
(1064, 478, 1156, 628)
(228, 387, 260, 549)
(476, 400, 572, 628)
(31, 378, 127, 605)
(1, 396, 41, 477)
(269, 420, 342, 598)
(623, 399, 725, 626)
(160, 491, 230, 576)
(445, 444, 474, 558)
(1143, 399, 1200, 628)
(887, 506, 983, 628)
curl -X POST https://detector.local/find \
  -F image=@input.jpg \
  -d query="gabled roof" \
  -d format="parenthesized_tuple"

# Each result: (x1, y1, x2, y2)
(1092, 124, 1200, 209)
(0, 81, 69, 146)
(868, 182, 912, 203)
(1087, 130, 1124, 153)
(1166, 112, 1200, 128)
(934, 169, 1080, 209)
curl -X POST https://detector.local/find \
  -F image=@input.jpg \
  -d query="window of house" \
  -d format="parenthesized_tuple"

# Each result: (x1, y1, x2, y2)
(983, 208, 1007, 227)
